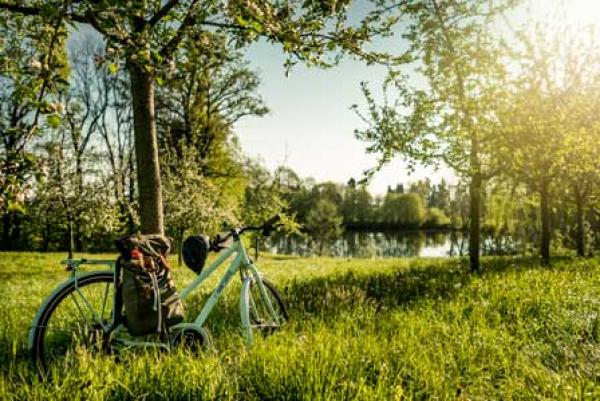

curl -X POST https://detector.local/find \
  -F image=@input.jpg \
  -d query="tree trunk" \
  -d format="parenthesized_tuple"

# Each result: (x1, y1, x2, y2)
(177, 227, 184, 266)
(66, 215, 74, 259)
(74, 155, 84, 251)
(42, 221, 50, 252)
(128, 147, 136, 234)
(128, 62, 163, 235)
(469, 140, 481, 273)
(2, 211, 10, 250)
(540, 183, 551, 265)
(575, 188, 585, 258)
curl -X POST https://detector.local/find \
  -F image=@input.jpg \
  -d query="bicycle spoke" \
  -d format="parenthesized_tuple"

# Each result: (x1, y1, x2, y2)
(75, 287, 105, 328)
(34, 273, 116, 370)
(69, 293, 90, 324)
(100, 282, 110, 326)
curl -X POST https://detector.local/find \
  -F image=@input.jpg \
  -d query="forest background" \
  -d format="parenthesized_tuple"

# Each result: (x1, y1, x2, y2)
(1, 0, 599, 269)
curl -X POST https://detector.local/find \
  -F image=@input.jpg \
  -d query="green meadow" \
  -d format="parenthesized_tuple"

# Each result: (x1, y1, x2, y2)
(0, 252, 599, 400)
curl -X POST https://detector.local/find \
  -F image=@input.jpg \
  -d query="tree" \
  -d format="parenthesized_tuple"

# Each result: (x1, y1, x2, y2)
(559, 45, 600, 257)
(305, 198, 343, 256)
(0, 10, 68, 248)
(156, 32, 268, 175)
(61, 38, 111, 250)
(341, 182, 373, 227)
(494, 20, 600, 264)
(354, 0, 515, 271)
(96, 52, 137, 235)
(35, 128, 119, 257)
(379, 192, 425, 227)
(162, 144, 233, 263)
(0, 0, 397, 235)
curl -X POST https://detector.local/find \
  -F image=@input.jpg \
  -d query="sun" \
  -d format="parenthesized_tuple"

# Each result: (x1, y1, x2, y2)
(563, 0, 600, 27)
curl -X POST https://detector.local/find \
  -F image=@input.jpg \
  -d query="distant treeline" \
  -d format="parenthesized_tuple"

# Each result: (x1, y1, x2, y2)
(284, 176, 456, 232)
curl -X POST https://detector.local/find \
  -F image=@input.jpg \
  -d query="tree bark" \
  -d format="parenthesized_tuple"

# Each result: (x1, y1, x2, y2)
(540, 182, 551, 265)
(66, 215, 74, 259)
(74, 155, 84, 251)
(469, 138, 481, 273)
(2, 211, 10, 250)
(128, 62, 164, 235)
(128, 145, 136, 234)
(575, 187, 585, 257)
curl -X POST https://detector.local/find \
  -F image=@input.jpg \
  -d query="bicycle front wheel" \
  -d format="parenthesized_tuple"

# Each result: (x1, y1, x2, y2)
(241, 277, 288, 344)
(29, 271, 116, 373)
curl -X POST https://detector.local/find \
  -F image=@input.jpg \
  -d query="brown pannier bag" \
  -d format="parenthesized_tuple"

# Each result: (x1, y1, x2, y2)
(116, 235, 184, 336)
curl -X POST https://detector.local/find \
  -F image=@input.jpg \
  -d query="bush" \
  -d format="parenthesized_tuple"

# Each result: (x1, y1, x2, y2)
(424, 207, 450, 227)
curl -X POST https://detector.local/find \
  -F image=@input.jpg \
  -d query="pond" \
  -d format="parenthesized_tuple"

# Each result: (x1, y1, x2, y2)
(268, 230, 520, 258)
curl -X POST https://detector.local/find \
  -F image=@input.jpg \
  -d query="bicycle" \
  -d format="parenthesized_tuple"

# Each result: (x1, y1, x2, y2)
(29, 216, 289, 372)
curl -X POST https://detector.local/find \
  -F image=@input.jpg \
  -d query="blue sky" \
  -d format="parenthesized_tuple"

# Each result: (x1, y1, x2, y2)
(233, 12, 453, 195)
(69, 0, 599, 195)
(234, 0, 600, 194)
(234, 39, 454, 195)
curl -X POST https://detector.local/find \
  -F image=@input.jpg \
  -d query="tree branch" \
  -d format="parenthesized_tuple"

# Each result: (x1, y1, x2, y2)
(148, 0, 180, 27)
(0, 2, 41, 16)
(160, 0, 201, 60)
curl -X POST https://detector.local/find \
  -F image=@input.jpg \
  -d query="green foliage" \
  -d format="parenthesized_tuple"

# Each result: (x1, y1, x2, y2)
(0, 10, 69, 246)
(353, 0, 514, 178)
(341, 183, 373, 225)
(162, 144, 235, 239)
(1, 253, 600, 399)
(241, 160, 288, 228)
(424, 207, 449, 228)
(379, 192, 426, 227)
(305, 198, 343, 255)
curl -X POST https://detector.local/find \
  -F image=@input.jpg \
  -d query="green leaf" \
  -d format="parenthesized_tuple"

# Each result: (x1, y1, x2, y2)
(46, 113, 61, 128)
(108, 63, 119, 75)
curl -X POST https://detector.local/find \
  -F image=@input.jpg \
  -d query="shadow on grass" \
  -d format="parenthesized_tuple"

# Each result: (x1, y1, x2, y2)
(277, 255, 571, 321)
(179, 255, 574, 338)
(1, 256, 578, 377)
(280, 259, 471, 320)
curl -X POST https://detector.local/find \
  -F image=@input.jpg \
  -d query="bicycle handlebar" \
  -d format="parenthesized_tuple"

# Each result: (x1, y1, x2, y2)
(210, 215, 281, 251)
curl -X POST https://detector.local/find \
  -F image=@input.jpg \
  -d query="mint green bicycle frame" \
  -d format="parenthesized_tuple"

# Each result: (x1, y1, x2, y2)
(28, 237, 282, 354)
(176, 237, 282, 345)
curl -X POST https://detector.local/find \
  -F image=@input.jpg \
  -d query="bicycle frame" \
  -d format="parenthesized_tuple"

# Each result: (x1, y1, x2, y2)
(175, 236, 281, 345)
(34, 236, 281, 349)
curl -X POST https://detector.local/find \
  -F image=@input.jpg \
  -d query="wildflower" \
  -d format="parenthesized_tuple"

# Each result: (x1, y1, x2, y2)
(48, 102, 65, 114)
(29, 59, 42, 70)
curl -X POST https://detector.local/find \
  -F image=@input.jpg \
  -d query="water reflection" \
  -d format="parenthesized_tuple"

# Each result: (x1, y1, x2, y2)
(269, 230, 519, 258)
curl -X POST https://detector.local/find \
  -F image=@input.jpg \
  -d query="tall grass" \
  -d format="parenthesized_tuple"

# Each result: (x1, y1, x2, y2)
(0, 252, 599, 400)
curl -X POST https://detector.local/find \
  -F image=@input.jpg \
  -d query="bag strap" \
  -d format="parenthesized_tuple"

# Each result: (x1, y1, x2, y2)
(148, 270, 162, 334)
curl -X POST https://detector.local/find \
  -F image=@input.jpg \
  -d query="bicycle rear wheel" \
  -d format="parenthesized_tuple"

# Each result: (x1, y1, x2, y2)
(241, 277, 288, 344)
(29, 271, 116, 373)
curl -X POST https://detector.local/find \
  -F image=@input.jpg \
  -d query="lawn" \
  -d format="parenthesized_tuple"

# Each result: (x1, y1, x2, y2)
(0, 252, 599, 400)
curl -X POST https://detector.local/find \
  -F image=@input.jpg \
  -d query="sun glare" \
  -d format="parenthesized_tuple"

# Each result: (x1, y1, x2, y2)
(563, 0, 600, 27)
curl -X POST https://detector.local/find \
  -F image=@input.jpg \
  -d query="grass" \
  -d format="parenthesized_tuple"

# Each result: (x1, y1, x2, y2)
(0, 251, 599, 400)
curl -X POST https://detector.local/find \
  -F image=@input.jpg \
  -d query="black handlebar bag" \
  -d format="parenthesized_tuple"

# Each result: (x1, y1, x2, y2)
(182, 235, 211, 274)
(116, 235, 184, 336)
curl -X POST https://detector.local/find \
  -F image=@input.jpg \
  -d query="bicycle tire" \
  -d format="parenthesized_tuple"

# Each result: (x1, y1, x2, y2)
(241, 277, 288, 343)
(30, 271, 116, 373)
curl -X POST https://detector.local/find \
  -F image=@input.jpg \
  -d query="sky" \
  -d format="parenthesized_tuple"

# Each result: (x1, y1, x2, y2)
(234, 21, 450, 196)
(69, 0, 600, 196)
(234, 0, 600, 194)
(234, 39, 456, 195)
